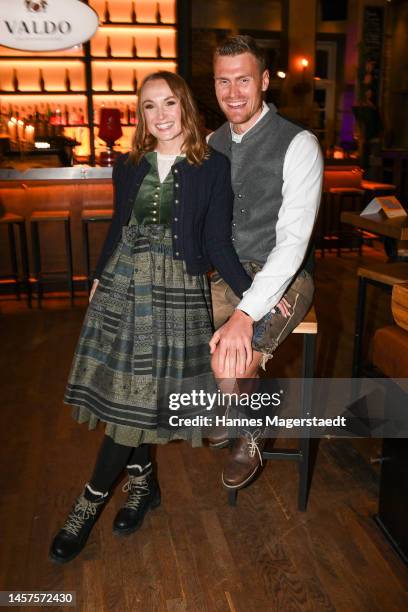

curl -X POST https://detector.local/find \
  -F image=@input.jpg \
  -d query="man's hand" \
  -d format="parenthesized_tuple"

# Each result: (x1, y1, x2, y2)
(275, 296, 291, 318)
(89, 279, 99, 303)
(209, 309, 254, 377)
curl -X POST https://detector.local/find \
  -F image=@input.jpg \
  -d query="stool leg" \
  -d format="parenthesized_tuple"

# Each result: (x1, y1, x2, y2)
(298, 333, 315, 512)
(227, 489, 238, 506)
(18, 221, 32, 308)
(64, 219, 74, 306)
(8, 223, 20, 300)
(31, 221, 42, 308)
(336, 195, 342, 257)
(352, 276, 366, 378)
(82, 220, 91, 293)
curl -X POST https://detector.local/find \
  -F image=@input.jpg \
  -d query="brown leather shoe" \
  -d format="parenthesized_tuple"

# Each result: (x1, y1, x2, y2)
(206, 426, 230, 449)
(222, 430, 266, 489)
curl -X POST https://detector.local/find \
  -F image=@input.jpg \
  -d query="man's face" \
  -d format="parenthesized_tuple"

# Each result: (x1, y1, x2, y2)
(214, 52, 269, 134)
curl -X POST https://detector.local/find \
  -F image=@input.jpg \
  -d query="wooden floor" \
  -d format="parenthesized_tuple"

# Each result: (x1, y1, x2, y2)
(1, 244, 408, 611)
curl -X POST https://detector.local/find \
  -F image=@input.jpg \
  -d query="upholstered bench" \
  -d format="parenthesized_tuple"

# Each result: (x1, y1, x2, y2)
(371, 283, 408, 565)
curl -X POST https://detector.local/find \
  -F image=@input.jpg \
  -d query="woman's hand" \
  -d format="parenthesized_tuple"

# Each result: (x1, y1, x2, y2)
(89, 279, 99, 303)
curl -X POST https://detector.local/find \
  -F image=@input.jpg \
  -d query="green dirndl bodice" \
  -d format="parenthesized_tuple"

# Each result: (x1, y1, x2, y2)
(64, 152, 217, 447)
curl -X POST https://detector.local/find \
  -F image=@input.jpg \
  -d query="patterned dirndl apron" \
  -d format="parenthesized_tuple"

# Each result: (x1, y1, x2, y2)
(64, 218, 218, 447)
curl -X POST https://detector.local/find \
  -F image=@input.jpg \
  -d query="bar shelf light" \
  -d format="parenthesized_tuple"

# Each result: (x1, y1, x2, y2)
(0, 0, 177, 161)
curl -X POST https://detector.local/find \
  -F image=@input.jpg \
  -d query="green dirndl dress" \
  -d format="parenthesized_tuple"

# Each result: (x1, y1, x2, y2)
(64, 153, 217, 446)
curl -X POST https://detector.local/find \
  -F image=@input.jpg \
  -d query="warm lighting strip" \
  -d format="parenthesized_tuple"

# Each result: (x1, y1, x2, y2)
(0, 95, 88, 101)
(99, 26, 175, 34)
(0, 60, 83, 68)
(92, 60, 176, 67)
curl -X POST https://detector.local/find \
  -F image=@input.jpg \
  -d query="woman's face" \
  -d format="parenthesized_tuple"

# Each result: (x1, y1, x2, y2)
(141, 78, 184, 149)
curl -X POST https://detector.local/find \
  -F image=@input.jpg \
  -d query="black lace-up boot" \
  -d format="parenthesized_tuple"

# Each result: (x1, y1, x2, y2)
(49, 485, 108, 564)
(113, 465, 161, 535)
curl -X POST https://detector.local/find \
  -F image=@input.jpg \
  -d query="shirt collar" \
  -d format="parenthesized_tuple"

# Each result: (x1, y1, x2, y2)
(230, 101, 270, 143)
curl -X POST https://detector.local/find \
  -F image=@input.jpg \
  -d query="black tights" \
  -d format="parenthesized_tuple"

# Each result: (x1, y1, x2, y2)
(87, 435, 151, 494)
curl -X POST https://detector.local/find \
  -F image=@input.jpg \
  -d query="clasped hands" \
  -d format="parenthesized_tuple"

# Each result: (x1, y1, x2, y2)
(209, 297, 291, 377)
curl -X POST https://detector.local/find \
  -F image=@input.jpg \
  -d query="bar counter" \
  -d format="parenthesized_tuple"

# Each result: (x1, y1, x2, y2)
(0, 168, 115, 284)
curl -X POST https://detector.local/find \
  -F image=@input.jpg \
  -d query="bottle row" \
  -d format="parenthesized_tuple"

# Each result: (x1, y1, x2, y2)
(1, 68, 142, 94)
(101, 1, 165, 25)
(0, 101, 139, 141)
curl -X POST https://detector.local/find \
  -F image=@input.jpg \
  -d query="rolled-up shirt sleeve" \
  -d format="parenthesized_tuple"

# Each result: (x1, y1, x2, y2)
(237, 130, 323, 321)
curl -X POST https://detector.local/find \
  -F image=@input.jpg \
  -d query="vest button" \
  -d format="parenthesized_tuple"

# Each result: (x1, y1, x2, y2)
(237, 194, 243, 198)
(240, 208, 246, 213)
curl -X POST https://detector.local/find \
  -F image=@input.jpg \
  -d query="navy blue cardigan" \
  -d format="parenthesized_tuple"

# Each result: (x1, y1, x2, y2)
(93, 149, 252, 298)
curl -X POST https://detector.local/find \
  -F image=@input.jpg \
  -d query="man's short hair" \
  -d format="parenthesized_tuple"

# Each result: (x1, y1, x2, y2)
(214, 35, 267, 73)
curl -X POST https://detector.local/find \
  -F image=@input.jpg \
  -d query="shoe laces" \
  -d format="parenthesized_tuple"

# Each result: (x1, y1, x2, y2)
(122, 474, 150, 511)
(242, 429, 263, 466)
(62, 495, 105, 537)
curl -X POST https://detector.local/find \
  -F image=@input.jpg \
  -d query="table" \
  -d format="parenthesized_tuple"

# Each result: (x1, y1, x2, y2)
(340, 211, 408, 241)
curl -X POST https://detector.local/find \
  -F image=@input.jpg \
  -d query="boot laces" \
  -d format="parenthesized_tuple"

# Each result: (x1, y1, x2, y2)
(62, 495, 104, 537)
(122, 474, 150, 511)
(243, 429, 263, 466)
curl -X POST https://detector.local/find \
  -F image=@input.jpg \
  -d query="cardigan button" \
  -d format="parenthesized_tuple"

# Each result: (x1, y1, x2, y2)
(174, 217, 178, 222)
(175, 251, 180, 256)
(175, 183, 179, 188)
(173, 234, 178, 239)
(174, 168, 179, 174)
(174, 199, 179, 204)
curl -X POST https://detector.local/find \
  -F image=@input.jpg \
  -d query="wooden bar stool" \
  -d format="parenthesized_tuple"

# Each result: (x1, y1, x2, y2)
(328, 187, 365, 256)
(0, 213, 31, 306)
(352, 262, 408, 377)
(81, 208, 113, 292)
(227, 306, 318, 511)
(30, 210, 73, 307)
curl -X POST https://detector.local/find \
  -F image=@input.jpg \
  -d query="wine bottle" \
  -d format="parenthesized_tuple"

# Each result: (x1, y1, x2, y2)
(13, 69, 19, 92)
(104, 1, 111, 24)
(132, 69, 138, 92)
(64, 104, 70, 125)
(106, 36, 112, 58)
(131, 1, 137, 24)
(155, 2, 162, 24)
(107, 69, 113, 92)
(129, 104, 136, 125)
(55, 106, 62, 126)
(131, 36, 138, 58)
(65, 69, 71, 92)
(39, 69, 45, 92)
(156, 37, 162, 58)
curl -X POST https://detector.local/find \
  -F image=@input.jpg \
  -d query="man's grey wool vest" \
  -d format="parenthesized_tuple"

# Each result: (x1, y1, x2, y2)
(209, 103, 304, 265)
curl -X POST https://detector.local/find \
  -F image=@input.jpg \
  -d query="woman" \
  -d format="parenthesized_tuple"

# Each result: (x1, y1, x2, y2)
(49, 71, 252, 563)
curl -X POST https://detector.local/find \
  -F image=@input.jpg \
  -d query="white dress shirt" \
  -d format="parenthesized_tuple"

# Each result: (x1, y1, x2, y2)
(237, 128, 323, 321)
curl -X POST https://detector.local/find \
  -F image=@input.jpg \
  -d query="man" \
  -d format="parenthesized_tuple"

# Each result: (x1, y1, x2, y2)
(207, 35, 323, 490)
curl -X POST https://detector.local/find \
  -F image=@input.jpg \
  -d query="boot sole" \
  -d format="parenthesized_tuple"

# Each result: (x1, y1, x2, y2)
(112, 496, 161, 536)
(221, 464, 260, 490)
